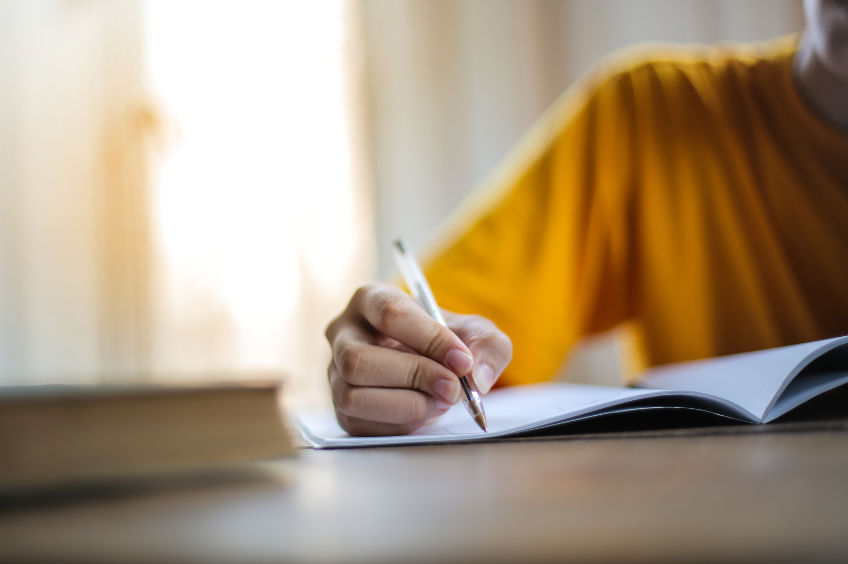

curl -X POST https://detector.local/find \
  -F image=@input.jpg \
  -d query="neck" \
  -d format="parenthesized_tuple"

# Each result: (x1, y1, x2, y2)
(793, 34, 848, 131)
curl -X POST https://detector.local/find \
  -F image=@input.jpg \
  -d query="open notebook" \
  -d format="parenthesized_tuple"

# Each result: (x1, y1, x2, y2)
(295, 335, 848, 449)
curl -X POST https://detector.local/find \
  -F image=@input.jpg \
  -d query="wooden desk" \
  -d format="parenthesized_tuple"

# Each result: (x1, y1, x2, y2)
(2, 421, 848, 563)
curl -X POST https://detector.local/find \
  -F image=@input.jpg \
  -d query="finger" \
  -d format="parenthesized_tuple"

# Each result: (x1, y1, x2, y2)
(335, 409, 429, 437)
(331, 325, 462, 404)
(374, 334, 416, 354)
(329, 364, 452, 425)
(446, 313, 513, 394)
(353, 283, 474, 377)
(418, 416, 441, 427)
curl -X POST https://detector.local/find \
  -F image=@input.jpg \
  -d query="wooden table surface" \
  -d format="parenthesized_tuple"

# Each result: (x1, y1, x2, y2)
(2, 421, 848, 563)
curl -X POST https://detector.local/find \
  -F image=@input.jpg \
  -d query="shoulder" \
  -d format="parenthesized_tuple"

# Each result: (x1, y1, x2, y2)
(592, 35, 797, 88)
(532, 35, 799, 154)
(438, 36, 800, 240)
(572, 35, 799, 115)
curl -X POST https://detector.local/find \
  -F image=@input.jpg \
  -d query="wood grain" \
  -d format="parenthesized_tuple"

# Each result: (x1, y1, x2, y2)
(1, 422, 848, 563)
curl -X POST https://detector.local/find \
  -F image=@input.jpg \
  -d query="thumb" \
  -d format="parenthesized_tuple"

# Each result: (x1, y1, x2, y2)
(444, 312, 513, 394)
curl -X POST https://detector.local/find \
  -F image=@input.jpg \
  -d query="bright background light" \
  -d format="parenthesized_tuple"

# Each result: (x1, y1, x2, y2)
(145, 0, 371, 403)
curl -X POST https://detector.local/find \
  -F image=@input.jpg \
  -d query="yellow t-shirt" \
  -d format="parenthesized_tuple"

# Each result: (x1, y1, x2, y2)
(422, 36, 848, 386)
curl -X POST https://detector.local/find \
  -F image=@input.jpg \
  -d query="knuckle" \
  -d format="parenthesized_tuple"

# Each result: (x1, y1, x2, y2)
(352, 282, 375, 303)
(325, 313, 342, 341)
(335, 410, 358, 435)
(351, 282, 380, 313)
(334, 381, 358, 414)
(485, 331, 513, 365)
(466, 324, 513, 366)
(377, 295, 408, 329)
(466, 326, 498, 346)
(406, 358, 428, 391)
(329, 369, 356, 412)
(421, 324, 451, 359)
(454, 314, 490, 334)
(337, 344, 369, 383)
(329, 284, 382, 341)
(410, 396, 431, 423)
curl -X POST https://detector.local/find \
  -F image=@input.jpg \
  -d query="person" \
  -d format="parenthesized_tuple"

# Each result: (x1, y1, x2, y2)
(325, 0, 848, 437)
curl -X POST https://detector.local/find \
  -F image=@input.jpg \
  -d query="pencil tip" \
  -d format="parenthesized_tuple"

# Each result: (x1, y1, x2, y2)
(474, 413, 488, 432)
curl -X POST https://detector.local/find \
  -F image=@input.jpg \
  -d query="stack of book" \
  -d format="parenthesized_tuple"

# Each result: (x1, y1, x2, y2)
(0, 382, 296, 493)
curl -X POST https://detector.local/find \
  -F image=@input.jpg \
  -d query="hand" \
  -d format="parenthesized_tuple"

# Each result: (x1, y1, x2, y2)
(325, 282, 513, 436)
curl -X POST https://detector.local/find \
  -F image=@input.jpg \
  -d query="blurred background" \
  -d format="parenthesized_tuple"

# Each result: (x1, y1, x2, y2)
(0, 0, 804, 407)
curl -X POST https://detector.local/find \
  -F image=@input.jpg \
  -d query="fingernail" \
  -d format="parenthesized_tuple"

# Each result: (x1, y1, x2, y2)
(446, 349, 473, 375)
(435, 400, 450, 411)
(434, 378, 461, 404)
(472, 363, 496, 394)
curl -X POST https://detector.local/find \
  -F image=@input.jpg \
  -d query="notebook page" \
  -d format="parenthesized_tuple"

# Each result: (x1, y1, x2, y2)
(295, 383, 657, 448)
(638, 336, 848, 422)
(764, 370, 848, 422)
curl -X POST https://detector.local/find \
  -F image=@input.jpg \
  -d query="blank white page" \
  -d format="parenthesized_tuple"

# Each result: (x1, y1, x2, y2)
(638, 336, 848, 422)
(295, 383, 657, 448)
(764, 370, 848, 422)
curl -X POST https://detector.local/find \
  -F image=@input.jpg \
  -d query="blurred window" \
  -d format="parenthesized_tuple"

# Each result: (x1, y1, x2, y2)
(145, 0, 370, 406)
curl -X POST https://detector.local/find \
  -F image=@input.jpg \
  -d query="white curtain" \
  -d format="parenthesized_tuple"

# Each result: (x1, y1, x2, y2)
(143, 1, 373, 407)
(0, 1, 152, 385)
(0, 1, 372, 410)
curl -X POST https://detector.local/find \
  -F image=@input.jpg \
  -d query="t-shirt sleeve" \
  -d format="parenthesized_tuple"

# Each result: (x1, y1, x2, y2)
(422, 67, 639, 387)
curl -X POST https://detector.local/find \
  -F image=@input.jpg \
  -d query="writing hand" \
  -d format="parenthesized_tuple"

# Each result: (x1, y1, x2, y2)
(325, 282, 512, 436)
